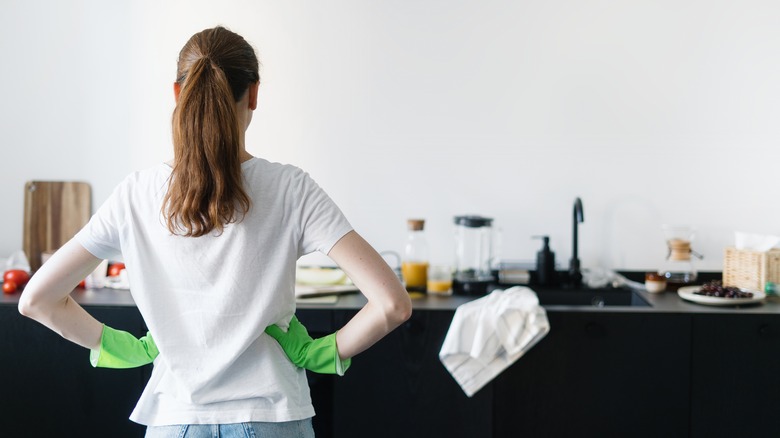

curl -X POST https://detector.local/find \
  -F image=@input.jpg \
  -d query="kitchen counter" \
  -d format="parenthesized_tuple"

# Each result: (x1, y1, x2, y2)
(3, 284, 779, 314)
(321, 286, 780, 314)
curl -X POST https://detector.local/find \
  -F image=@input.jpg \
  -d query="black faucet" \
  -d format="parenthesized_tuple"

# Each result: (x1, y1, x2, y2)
(569, 197, 584, 288)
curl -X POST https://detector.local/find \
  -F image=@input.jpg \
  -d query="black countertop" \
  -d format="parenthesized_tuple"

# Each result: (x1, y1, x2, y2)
(4, 284, 780, 315)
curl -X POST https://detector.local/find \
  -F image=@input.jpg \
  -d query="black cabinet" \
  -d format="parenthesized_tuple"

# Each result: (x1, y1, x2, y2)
(690, 314, 780, 438)
(493, 312, 691, 438)
(297, 309, 336, 438)
(0, 305, 148, 438)
(331, 309, 493, 438)
(6, 300, 780, 437)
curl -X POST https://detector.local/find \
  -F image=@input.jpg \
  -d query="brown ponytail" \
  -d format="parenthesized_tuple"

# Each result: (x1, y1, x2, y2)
(163, 26, 260, 237)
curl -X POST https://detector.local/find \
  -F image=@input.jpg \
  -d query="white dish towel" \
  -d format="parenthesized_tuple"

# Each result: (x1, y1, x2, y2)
(439, 286, 550, 397)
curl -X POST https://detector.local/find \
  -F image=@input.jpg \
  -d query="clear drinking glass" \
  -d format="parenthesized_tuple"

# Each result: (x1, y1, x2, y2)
(427, 265, 453, 296)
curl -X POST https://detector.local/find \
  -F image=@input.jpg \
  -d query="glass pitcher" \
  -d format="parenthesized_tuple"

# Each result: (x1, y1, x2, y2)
(660, 225, 701, 291)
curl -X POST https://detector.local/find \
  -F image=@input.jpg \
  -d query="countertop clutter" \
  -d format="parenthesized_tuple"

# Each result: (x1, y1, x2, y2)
(4, 276, 780, 315)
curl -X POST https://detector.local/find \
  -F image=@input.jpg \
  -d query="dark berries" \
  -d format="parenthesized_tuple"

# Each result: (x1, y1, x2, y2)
(694, 280, 753, 299)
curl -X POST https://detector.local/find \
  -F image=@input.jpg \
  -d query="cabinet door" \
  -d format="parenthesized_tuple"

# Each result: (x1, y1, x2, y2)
(332, 310, 492, 438)
(493, 312, 691, 438)
(297, 309, 336, 438)
(0, 305, 148, 438)
(691, 314, 780, 437)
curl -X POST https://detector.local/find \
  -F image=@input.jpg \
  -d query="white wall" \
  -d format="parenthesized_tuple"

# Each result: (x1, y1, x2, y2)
(2, 0, 779, 273)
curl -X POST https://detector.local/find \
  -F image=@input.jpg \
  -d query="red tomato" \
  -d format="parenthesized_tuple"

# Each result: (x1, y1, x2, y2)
(4, 270, 30, 288)
(108, 263, 126, 277)
(3, 280, 17, 294)
(78, 280, 86, 289)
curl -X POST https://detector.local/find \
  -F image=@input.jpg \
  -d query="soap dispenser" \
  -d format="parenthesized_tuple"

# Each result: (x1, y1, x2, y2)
(534, 235, 556, 287)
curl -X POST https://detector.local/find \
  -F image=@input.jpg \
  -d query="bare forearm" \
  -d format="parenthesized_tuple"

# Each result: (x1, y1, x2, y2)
(27, 296, 103, 350)
(18, 238, 105, 350)
(336, 301, 408, 359)
(327, 231, 413, 360)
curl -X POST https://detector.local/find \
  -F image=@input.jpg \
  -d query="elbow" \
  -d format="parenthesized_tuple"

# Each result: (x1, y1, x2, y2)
(18, 289, 47, 321)
(18, 295, 36, 319)
(389, 293, 413, 327)
(400, 295, 413, 323)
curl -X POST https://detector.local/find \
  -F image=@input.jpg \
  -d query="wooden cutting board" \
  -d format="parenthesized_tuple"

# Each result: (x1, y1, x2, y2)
(23, 181, 92, 272)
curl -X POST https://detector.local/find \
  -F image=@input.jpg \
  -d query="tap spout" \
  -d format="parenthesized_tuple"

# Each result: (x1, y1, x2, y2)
(570, 197, 584, 287)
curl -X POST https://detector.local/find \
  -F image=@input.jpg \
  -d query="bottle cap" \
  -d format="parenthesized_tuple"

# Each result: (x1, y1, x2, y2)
(407, 219, 425, 231)
(533, 235, 550, 248)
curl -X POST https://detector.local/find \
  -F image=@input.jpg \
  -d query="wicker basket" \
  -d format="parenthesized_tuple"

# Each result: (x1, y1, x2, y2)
(723, 247, 780, 291)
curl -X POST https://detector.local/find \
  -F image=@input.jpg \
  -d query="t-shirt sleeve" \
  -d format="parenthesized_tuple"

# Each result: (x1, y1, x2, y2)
(297, 172, 353, 257)
(75, 182, 125, 262)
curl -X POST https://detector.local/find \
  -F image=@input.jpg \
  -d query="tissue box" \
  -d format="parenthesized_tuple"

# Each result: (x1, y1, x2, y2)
(723, 247, 780, 291)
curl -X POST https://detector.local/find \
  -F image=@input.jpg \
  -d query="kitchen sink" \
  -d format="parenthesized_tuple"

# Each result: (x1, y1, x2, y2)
(535, 288, 650, 307)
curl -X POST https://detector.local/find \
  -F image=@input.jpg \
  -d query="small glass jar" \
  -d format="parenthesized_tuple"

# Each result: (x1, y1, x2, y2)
(645, 272, 667, 293)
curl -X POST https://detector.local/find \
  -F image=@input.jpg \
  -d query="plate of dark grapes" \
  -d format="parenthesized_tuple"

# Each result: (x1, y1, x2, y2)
(678, 281, 765, 306)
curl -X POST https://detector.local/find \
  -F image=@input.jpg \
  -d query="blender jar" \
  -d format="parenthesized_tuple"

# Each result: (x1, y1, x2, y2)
(453, 215, 495, 295)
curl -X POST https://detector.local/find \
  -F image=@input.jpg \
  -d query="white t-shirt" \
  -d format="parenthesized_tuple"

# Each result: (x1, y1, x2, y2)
(75, 157, 353, 426)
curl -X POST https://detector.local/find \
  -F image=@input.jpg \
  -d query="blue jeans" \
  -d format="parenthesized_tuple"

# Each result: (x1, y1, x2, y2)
(145, 419, 315, 438)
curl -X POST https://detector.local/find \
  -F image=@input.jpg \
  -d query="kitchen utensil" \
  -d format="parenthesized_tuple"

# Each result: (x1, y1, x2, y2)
(23, 181, 91, 272)
(453, 215, 495, 295)
(659, 225, 701, 291)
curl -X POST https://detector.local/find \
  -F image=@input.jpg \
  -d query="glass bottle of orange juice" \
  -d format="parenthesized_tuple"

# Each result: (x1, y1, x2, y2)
(402, 219, 429, 293)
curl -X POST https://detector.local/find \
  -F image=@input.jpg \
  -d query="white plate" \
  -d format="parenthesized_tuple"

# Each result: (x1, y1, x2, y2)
(294, 284, 358, 298)
(678, 285, 765, 306)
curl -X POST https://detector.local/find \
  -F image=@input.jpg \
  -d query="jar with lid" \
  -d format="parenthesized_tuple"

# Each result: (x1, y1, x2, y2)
(645, 272, 667, 293)
(402, 219, 429, 293)
(453, 215, 495, 295)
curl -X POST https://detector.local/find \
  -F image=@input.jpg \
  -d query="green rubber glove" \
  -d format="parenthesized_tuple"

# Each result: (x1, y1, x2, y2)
(89, 324, 159, 369)
(265, 315, 351, 375)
